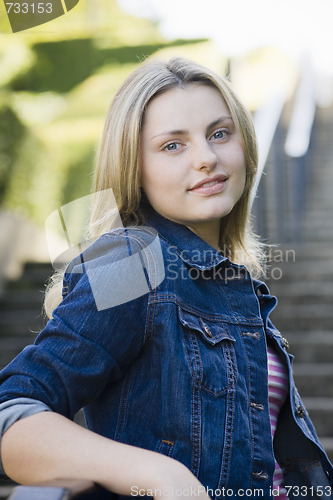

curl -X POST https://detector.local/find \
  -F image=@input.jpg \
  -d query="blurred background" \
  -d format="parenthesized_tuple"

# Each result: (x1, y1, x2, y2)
(0, 0, 333, 494)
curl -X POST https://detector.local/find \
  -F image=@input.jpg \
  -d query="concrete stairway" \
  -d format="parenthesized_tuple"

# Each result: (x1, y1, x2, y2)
(269, 245, 333, 462)
(301, 105, 333, 242)
(268, 101, 333, 462)
(0, 262, 52, 371)
(0, 263, 52, 499)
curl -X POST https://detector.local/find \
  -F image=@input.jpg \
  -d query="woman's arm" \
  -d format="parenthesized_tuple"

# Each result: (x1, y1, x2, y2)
(1, 412, 210, 499)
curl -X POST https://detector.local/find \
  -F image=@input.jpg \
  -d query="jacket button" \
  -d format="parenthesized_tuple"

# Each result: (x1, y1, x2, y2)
(203, 325, 213, 337)
(250, 402, 264, 411)
(243, 331, 261, 339)
(296, 405, 305, 418)
(252, 471, 269, 480)
(282, 337, 290, 350)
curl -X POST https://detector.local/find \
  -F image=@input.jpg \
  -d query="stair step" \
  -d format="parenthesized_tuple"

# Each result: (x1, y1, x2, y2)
(273, 295, 333, 307)
(266, 244, 333, 260)
(285, 331, 333, 363)
(0, 288, 45, 310)
(319, 437, 333, 463)
(272, 318, 333, 332)
(302, 398, 333, 436)
(268, 273, 333, 286)
(0, 336, 37, 369)
(274, 304, 333, 317)
(266, 259, 333, 280)
(0, 310, 47, 337)
(5, 263, 53, 291)
(301, 229, 333, 239)
(293, 364, 333, 397)
(269, 282, 333, 298)
(271, 303, 333, 331)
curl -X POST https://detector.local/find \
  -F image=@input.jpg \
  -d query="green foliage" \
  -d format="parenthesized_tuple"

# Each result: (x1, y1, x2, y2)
(10, 38, 98, 93)
(60, 147, 95, 206)
(2, 131, 59, 223)
(10, 37, 208, 93)
(0, 0, 213, 229)
(0, 103, 26, 200)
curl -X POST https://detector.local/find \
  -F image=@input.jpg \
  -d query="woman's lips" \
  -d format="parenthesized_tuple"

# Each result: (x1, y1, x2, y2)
(189, 175, 228, 196)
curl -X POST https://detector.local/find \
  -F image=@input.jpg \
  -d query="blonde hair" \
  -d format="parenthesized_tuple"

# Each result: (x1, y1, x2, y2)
(45, 56, 265, 318)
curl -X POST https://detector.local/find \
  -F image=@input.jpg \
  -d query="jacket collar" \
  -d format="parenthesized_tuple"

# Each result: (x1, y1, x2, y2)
(145, 206, 228, 270)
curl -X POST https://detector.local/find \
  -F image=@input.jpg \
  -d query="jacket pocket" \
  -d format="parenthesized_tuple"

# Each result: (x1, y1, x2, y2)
(178, 306, 237, 395)
(155, 439, 175, 457)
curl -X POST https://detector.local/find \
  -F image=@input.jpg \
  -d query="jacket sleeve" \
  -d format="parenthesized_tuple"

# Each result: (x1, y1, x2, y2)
(0, 398, 52, 477)
(0, 230, 153, 420)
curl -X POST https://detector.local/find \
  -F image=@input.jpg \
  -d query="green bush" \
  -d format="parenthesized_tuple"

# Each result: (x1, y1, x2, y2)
(60, 147, 95, 206)
(9, 37, 208, 93)
(10, 38, 98, 93)
(0, 103, 26, 201)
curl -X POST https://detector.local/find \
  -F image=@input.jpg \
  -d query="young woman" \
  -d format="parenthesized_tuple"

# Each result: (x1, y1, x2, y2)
(0, 57, 332, 500)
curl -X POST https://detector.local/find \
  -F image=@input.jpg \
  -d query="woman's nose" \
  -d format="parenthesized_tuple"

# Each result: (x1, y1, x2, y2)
(192, 139, 218, 172)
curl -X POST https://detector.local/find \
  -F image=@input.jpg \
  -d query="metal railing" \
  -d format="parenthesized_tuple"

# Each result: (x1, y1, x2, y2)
(284, 54, 316, 242)
(251, 53, 317, 244)
(251, 87, 286, 241)
(8, 479, 99, 500)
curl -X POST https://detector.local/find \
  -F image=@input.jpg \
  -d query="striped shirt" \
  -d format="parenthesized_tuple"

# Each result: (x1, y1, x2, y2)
(267, 344, 289, 499)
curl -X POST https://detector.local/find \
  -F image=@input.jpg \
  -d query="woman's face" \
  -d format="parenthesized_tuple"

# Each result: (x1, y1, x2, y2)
(140, 83, 247, 245)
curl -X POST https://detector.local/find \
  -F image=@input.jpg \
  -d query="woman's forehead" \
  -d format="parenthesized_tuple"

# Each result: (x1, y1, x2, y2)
(143, 84, 231, 131)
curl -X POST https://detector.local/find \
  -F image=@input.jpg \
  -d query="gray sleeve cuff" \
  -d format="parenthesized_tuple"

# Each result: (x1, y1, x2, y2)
(0, 398, 52, 477)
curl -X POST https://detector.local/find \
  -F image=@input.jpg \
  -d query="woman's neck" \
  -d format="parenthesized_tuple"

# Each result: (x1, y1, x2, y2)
(186, 220, 221, 250)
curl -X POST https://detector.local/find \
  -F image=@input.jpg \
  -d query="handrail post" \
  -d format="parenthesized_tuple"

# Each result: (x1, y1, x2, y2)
(251, 87, 286, 241)
(284, 52, 316, 242)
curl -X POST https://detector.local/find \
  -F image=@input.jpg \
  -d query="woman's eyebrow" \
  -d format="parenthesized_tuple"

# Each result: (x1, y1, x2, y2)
(151, 115, 233, 141)
(151, 129, 189, 141)
(206, 116, 233, 132)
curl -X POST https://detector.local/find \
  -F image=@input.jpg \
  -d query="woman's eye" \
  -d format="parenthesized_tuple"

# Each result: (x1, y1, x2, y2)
(211, 129, 228, 140)
(164, 142, 179, 151)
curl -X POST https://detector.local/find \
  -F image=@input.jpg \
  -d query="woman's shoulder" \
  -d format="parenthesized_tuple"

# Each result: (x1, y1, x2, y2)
(65, 225, 160, 273)
(62, 225, 165, 311)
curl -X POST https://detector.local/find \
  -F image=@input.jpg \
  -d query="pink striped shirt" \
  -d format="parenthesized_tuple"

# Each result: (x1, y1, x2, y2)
(267, 344, 289, 499)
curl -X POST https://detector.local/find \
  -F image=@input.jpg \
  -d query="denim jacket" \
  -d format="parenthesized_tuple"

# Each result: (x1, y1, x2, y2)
(0, 208, 332, 499)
